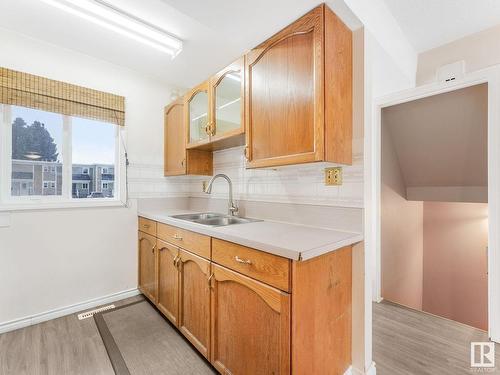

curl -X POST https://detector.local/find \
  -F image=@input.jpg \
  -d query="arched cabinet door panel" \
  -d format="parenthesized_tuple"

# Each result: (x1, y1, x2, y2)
(138, 231, 157, 303)
(157, 240, 179, 325)
(210, 264, 290, 375)
(245, 4, 352, 168)
(178, 249, 211, 359)
(164, 99, 186, 176)
(210, 57, 245, 141)
(185, 81, 210, 148)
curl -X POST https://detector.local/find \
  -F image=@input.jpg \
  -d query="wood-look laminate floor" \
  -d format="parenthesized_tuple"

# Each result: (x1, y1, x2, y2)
(0, 296, 145, 375)
(374, 300, 500, 375)
(0, 294, 211, 375)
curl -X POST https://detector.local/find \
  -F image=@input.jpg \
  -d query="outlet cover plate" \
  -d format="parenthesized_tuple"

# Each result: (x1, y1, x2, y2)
(324, 167, 342, 186)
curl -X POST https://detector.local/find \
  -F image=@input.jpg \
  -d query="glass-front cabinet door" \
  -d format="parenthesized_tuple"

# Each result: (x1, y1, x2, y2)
(186, 81, 210, 146)
(211, 57, 244, 139)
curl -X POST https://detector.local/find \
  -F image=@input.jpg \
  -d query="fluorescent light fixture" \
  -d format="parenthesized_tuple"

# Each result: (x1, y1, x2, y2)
(40, 0, 183, 57)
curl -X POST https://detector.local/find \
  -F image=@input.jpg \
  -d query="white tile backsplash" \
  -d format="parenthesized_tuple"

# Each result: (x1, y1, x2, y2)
(130, 142, 363, 209)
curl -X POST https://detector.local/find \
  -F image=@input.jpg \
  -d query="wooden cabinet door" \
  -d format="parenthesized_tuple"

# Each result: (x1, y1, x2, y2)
(178, 249, 211, 358)
(164, 99, 186, 176)
(138, 231, 157, 303)
(157, 239, 179, 326)
(245, 6, 324, 168)
(210, 57, 245, 141)
(185, 81, 211, 148)
(210, 264, 291, 375)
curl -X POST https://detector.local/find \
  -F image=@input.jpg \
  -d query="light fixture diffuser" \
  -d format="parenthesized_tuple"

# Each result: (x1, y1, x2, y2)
(40, 0, 183, 58)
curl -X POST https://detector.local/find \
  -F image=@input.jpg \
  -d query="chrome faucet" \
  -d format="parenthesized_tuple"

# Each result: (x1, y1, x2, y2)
(204, 174, 238, 216)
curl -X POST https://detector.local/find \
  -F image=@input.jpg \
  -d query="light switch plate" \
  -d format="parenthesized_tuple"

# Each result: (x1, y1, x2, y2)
(324, 167, 342, 186)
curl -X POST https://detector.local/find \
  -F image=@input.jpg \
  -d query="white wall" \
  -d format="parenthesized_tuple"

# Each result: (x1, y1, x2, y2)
(0, 28, 176, 327)
(417, 24, 500, 86)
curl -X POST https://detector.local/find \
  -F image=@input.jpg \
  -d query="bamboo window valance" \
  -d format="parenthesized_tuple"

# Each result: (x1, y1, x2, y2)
(0, 67, 125, 126)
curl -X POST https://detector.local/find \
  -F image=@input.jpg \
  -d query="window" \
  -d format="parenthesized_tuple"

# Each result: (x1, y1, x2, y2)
(0, 104, 121, 206)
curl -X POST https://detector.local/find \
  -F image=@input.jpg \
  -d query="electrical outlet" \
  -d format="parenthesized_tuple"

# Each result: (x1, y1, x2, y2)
(324, 167, 342, 186)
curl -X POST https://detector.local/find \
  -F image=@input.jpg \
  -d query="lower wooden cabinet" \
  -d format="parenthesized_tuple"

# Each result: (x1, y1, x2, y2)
(210, 264, 290, 375)
(157, 239, 179, 325)
(138, 218, 352, 375)
(178, 249, 211, 359)
(138, 231, 157, 303)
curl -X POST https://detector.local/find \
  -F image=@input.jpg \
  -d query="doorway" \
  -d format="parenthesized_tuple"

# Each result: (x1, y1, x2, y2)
(380, 83, 488, 330)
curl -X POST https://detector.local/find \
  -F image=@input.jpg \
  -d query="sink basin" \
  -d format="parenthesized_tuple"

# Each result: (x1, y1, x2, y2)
(171, 212, 261, 227)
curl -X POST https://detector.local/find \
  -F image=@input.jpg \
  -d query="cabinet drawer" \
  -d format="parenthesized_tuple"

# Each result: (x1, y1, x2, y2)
(212, 238, 291, 291)
(157, 223, 211, 259)
(138, 217, 157, 236)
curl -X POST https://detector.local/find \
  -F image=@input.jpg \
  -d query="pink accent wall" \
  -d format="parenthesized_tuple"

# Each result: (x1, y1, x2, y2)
(422, 202, 488, 330)
(381, 125, 424, 310)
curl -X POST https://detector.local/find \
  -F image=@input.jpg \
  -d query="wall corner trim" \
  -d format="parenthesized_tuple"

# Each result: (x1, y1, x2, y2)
(0, 288, 140, 334)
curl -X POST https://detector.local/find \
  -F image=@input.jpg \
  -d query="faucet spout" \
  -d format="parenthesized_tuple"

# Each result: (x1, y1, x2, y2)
(204, 174, 239, 216)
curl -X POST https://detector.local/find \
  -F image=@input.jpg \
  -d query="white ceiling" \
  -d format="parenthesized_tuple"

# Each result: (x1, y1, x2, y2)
(383, 83, 488, 190)
(0, 0, 359, 89)
(384, 0, 500, 52)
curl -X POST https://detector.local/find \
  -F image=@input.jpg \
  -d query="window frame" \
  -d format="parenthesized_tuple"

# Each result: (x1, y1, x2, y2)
(0, 104, 125, 211)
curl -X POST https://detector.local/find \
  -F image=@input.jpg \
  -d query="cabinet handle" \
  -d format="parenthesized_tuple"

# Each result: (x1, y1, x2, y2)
(210, 122, 216, 136)
(143, 224, 150, 229)
(181, 158, 185, 167)
(207, 272, 214, 288)
(204, 123, 211, 135)
(244, 146, 249, 160)
(172, 234, 183, 240)
(173, 254, 180, 266)
(234, 256, 252, 265)
(151, 245, 156, 254)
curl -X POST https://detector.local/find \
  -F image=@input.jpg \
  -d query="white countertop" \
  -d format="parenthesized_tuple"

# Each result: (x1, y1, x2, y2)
(138, 208, 363, 261)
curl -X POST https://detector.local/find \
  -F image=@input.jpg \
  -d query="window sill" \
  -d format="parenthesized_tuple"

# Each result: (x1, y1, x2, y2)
(0, 199, 126, 212)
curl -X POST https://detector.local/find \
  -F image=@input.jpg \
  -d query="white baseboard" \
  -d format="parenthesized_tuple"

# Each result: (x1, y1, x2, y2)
(0, 288, 140, 334)
(366, 362, 377, 375)
(349, 362, 376, 375)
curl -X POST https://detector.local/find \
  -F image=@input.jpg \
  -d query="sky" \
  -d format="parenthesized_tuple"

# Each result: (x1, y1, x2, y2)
(12, 106, 115, 165)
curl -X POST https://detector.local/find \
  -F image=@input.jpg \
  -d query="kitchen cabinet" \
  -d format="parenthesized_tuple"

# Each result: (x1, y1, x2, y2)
(156, 239, 179, 325)
(210, 264, 290, 375)
(245, 4, 352, 168)
(164, 98, 213, 176)
(178, 248, 211, 359)
(185, 81, 210, 147)
(185, 59, 246, 151)
(138, 231, 157, 303)
(208, 57, 245, 149)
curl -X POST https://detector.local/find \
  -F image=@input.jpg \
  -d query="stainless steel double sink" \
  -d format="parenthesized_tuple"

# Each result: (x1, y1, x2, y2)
(170, 212, 261, 227)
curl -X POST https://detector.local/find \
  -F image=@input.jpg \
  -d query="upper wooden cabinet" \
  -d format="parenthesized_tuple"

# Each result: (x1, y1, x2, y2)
(164, 98, 212, 176)
(245, 4, 352, 168)
(185, 58, 246, 151)
(185, 81, 211, 147)
(209, 57, 245, 147)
